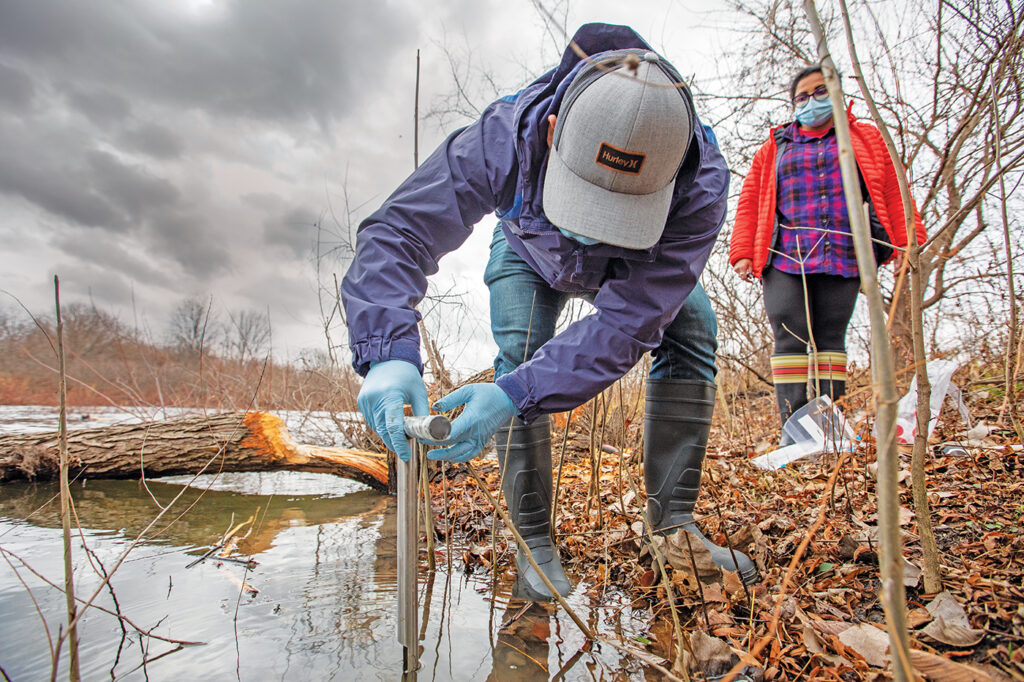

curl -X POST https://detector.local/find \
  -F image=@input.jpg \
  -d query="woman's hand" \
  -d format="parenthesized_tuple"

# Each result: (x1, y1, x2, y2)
(733, 258, 755, 282)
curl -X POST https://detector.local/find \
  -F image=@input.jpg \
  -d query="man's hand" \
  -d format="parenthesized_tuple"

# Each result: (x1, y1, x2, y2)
(733, 258, 754, 282)
(429, 383, 518, 463)
(357, 360, 429, 462)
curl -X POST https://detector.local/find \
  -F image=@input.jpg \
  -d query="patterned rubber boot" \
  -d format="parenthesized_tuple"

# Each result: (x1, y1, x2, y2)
(771, 353, 810, 447)
(815, 350, 849, 449)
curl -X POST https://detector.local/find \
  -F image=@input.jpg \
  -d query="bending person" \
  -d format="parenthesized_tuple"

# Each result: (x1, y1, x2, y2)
(343, 24, 758, 599)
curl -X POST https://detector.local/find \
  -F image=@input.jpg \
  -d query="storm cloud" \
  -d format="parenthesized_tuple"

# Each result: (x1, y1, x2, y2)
(0, 0, 425, 352)
(0, 0, 719, 367)
(0, 1, 410, 126)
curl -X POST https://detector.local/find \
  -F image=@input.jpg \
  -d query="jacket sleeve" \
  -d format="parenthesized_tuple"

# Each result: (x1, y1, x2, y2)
(341, 99, 517, 376)
(495, 138, 727, 422)
(729, 142, 769, 266)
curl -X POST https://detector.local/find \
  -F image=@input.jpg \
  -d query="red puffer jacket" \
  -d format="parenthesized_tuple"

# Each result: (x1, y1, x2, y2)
(729, 105, 926, 278)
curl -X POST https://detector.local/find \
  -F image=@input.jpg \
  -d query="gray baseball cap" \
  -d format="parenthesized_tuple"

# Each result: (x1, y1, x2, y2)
(543, 49, 695, 250)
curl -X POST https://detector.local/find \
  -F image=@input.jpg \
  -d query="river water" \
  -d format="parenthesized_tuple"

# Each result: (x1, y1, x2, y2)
(0, 406, 661, 681)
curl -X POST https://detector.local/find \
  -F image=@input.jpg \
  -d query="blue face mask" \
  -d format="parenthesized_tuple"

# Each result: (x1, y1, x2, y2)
(556, 226, 600, 245)
(795, 96, 834, 128)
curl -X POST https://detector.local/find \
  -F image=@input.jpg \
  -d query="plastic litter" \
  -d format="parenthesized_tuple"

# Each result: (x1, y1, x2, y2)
(752, 396, 856, 470)
(893, 359, 970, 444)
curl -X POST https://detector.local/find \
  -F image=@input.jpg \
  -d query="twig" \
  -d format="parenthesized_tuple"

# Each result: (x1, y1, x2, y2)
(721, 450, 848, 682)
(839, 0, 942, 597)
(119, 644, 185, 678)
(464, 462, 594, 638)
(138, 426, 165, 511)
(54, 275, 81, 682)
(681, 530, 712, 632)
(498, 602, 532, 631)
(490, 291, 538, 596)
(620, 462, 692, 676)
(186, 540, 224, 569)
(801, 4, 911, 680)
(421, 444, 436, 570)
(551, 408, 573, 529)
(0, 545, 205, 646)
(0, 542, 55, 660)
(466, 461, 691, 679)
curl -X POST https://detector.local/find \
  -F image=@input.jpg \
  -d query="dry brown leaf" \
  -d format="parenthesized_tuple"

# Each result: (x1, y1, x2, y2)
(907, 607, 932, 628)
(689, 630, 764, 681)
(722, 568, 745, 599)
(701, 582, 728, 603)
(920, 591, 985, 647)
(902, 556, 922, 588)
(811, 619, 853, 637)
(837, 623, 890, 667)
(909, 649, 992, 681)
(654, 530, 722, 584)
(922, 616, 986, 647)
(727, 523, 767, 554)
(837, 533, 861, 560)
(802, 623, 851, 668)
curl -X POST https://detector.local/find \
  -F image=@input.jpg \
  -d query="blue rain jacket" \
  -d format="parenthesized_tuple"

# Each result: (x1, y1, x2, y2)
(341, 23, 729, 423)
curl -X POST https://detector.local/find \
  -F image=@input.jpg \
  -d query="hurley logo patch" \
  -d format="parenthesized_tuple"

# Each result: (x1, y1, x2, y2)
(595, 142, 645, 174)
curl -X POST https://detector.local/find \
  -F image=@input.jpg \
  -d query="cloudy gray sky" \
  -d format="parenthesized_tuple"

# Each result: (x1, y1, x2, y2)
(0, 0, 738, 373)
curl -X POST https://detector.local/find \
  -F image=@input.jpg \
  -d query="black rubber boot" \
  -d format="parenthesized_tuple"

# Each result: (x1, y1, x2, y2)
(820, 379, 846, 406)
(818, 375, 851, 449)
(775, 381, 809, 447)
(644, 379, 758, 584)
(494, 415, 572, 601)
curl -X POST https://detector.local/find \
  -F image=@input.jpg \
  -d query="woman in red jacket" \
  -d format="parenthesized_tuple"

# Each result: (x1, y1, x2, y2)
(729, 66, 924, 444)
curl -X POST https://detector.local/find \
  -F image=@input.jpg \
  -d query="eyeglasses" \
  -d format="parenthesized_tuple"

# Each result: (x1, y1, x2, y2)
(794, 84, 829, 105)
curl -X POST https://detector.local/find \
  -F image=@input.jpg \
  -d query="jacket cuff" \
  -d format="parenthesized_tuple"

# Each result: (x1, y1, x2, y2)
(351, 336, 423, 377)
(494, 372, 538, 423)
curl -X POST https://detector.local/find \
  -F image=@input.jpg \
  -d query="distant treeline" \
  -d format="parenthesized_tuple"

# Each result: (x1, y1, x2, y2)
(0, 301, 359, 410)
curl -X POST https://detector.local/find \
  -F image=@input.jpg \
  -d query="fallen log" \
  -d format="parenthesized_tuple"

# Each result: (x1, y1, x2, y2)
(0, 411, 390, 492)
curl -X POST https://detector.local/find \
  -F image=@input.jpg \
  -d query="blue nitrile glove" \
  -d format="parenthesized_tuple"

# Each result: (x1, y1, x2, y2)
(429, 383, 518, 462)
(356, 360, 429, 463)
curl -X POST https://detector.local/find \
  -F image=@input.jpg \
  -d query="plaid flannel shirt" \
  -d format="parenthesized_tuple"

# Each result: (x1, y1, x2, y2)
(772, 122, 859, 278)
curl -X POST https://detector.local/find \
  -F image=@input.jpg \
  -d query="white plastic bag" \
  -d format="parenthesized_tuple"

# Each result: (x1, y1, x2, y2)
(893, 359, 971, 444)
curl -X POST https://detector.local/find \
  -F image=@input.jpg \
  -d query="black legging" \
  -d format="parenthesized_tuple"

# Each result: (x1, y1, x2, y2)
(762, 267, 860, 355)
(763, 267, 860, 424)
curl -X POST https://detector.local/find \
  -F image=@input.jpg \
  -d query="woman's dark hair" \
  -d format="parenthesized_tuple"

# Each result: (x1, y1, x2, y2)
(789, 65, 824, 103)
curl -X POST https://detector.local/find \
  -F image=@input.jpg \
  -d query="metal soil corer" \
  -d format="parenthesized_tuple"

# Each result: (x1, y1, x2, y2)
(397, 414, 450, 676)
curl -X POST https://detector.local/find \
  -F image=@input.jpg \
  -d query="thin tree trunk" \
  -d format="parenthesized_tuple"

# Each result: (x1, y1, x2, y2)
(0, 412, 390, 492)
(838, 0, 942, 595)
(56, 276, 82, 682)
(802, 3, 912, 680)
(992, 68, 1021, 437)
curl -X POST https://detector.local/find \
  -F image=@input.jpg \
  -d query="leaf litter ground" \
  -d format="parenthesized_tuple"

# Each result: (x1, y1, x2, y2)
(422, 378, 1023, 681)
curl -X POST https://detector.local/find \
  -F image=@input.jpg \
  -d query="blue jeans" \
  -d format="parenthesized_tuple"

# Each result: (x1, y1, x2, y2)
(484, 226, 717, 383)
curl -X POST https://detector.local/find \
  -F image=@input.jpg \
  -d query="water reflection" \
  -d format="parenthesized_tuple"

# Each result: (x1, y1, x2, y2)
(0, 473, 658, 680)
(0, 477, 380, 554)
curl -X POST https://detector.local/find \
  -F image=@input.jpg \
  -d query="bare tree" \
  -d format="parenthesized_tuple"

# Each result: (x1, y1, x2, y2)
(225, 309, 271, 361)
(706, 0, 1024, 366)
(168, 296, 218, 355)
